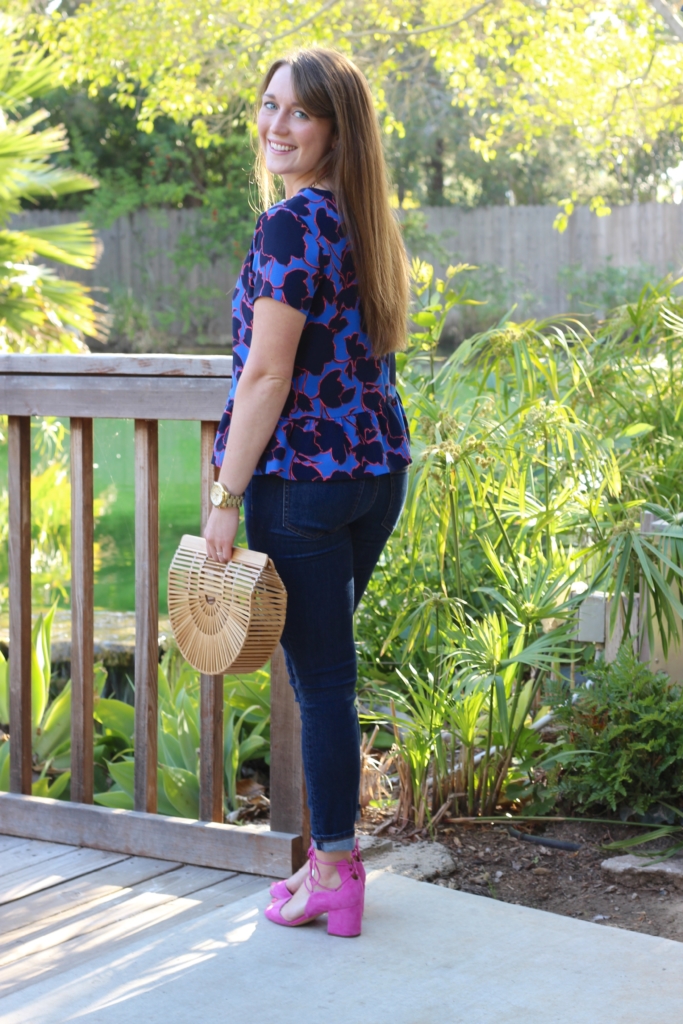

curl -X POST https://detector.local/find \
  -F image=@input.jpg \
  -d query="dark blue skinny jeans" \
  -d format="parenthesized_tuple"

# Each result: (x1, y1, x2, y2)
(244, 471, 408, 851)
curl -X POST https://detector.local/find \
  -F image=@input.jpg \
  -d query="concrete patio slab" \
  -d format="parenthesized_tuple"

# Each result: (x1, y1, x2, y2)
(1, 869, 681, 1024)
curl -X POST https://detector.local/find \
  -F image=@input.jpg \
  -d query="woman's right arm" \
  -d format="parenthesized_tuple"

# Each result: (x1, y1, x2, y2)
(204, 296, 305, 562)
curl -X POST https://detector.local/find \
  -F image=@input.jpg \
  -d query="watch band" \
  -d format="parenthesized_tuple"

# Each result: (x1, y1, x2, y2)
(210, 481, 244, 509)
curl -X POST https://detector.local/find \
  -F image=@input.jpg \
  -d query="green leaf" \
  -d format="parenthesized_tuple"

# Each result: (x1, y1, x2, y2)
(47, 770, 71, 801)
(20, 223, 98, 270)
(411, 311, 438, 328)
(0, 650, 8, 725)
(106, 759, 135, 799)
(94, 789, 134, 810)
(94, 664, 108, 697)
(617, 422, 655, 439)
(494, 675, 510, 743)
(0, 740, 9, 792)
(32, 777, 50, 797)
(160, 764, 199, 818)
(34, 682, 71, 762)
(30, 644, 48, 735)
(238, 733, 268, 762)
(94, 698, 135, 743)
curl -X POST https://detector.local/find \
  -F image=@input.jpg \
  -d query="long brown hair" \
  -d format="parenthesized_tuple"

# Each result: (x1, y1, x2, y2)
(255, 48, 409, 358)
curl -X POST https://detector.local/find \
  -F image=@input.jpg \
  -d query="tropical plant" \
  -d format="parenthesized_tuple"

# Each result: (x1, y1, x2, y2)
(94, 647, 271, 818)
(358, 260, 683, 827)
(0, 34, 106, 352)
(0, 602, 107, 796)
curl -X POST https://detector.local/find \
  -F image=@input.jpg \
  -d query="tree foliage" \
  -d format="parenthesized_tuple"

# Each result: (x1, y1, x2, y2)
(28, 1, 683, 212)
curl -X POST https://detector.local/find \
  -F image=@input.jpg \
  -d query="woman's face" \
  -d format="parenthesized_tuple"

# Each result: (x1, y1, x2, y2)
(258, 64, 335, 197)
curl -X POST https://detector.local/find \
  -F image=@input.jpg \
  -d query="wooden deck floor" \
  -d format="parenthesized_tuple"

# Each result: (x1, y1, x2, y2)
(0, 833, 272, 1002)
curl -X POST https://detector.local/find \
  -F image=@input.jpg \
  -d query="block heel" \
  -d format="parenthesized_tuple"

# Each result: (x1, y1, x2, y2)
(265, 851, 365, 937)
(327, 903, 363, 937)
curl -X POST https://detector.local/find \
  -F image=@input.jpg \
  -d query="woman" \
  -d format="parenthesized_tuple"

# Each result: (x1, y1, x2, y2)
(205, 47, 411, 937)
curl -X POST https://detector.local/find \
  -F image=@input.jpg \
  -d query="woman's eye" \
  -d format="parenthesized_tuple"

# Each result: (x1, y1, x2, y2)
(264, 101, 277, 111)
(293, 110, 309, 120)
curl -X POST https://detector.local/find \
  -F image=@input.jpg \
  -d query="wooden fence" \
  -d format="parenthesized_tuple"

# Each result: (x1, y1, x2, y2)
(0, 354, 308, 878)
(420, 201, 683, 315)
(15, 201, 683, 334)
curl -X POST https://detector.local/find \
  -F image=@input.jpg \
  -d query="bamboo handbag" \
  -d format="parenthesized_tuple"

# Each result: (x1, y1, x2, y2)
(168, 535, 287, 675)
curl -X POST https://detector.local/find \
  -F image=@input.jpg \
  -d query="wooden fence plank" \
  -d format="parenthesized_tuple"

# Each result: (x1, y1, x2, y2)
(8, 416, 32, 795)
(0, 354, 233, 377)
(269, 645, 309, 866)
(0, 794, 301, 877)
(70, 418, 94, 804)
(0, 375, 231, 420)
(199, 421, 223, 823)
(134, 420, 159, 814)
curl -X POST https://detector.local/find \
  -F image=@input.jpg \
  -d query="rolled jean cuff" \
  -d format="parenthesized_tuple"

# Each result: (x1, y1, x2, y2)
(314, 836, 356, 852)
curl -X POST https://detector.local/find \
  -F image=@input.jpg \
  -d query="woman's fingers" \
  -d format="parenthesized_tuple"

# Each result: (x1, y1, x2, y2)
(204, 507, 240, 563)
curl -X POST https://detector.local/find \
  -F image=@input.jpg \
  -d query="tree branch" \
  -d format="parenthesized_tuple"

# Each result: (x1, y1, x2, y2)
(345, 1, 496, 41)
(649, 0, 683, 43)
(263, 0, 344, 47)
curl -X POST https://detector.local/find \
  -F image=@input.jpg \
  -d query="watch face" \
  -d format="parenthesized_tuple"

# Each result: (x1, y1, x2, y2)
(210, 481, 224, 507)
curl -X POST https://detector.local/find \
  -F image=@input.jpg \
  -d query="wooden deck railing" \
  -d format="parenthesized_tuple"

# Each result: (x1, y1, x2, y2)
(0, 354, 308, 878)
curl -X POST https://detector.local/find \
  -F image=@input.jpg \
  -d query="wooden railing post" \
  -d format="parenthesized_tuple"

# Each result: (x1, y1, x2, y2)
(269, 645, 309, 866)
(8, 415, 32, 794)
(134, 419, 159, 813)
(70, 418, 94, 804)
(199, 421, 224, 822)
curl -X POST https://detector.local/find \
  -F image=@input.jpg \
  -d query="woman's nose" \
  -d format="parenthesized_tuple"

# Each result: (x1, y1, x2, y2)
(270, 109, 290, 136)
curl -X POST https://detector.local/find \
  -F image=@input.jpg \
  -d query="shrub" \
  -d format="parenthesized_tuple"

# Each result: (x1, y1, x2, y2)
(552, 649, 683, 817)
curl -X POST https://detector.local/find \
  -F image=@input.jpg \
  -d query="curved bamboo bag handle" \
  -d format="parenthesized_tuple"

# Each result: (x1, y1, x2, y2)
(168, 535, 287, 675)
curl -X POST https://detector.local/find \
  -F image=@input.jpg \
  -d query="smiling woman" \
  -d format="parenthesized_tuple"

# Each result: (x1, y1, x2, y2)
(258, 66, 336, 190)
(203, 48, 411, 938)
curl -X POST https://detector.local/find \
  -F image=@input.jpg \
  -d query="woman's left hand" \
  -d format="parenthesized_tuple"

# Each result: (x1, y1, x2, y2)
(204, 506, 240, 563)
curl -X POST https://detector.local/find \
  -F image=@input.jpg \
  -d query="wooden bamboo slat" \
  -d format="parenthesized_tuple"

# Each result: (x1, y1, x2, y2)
(70, 418, 94, 804)
(8, 416, 32, 795)
(134, 420, 159, 814)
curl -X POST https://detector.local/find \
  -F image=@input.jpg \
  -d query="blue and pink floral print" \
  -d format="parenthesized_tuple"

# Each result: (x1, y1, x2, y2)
(212, 187, 411, 480)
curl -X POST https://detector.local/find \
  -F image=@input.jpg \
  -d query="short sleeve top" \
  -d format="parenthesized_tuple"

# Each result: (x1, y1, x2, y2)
(212, 187, 411, 481)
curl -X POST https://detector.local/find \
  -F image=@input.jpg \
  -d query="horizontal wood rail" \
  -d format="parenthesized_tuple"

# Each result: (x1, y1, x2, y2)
(0, 354, 309, 877)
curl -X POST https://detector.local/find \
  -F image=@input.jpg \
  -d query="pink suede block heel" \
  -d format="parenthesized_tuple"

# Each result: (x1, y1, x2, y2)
(326, 902, 363, 937)
(264, 853, 364, 937)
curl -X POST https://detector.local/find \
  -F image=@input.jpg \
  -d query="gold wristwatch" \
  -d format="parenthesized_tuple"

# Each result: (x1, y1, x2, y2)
(209, 481, 243, 509)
